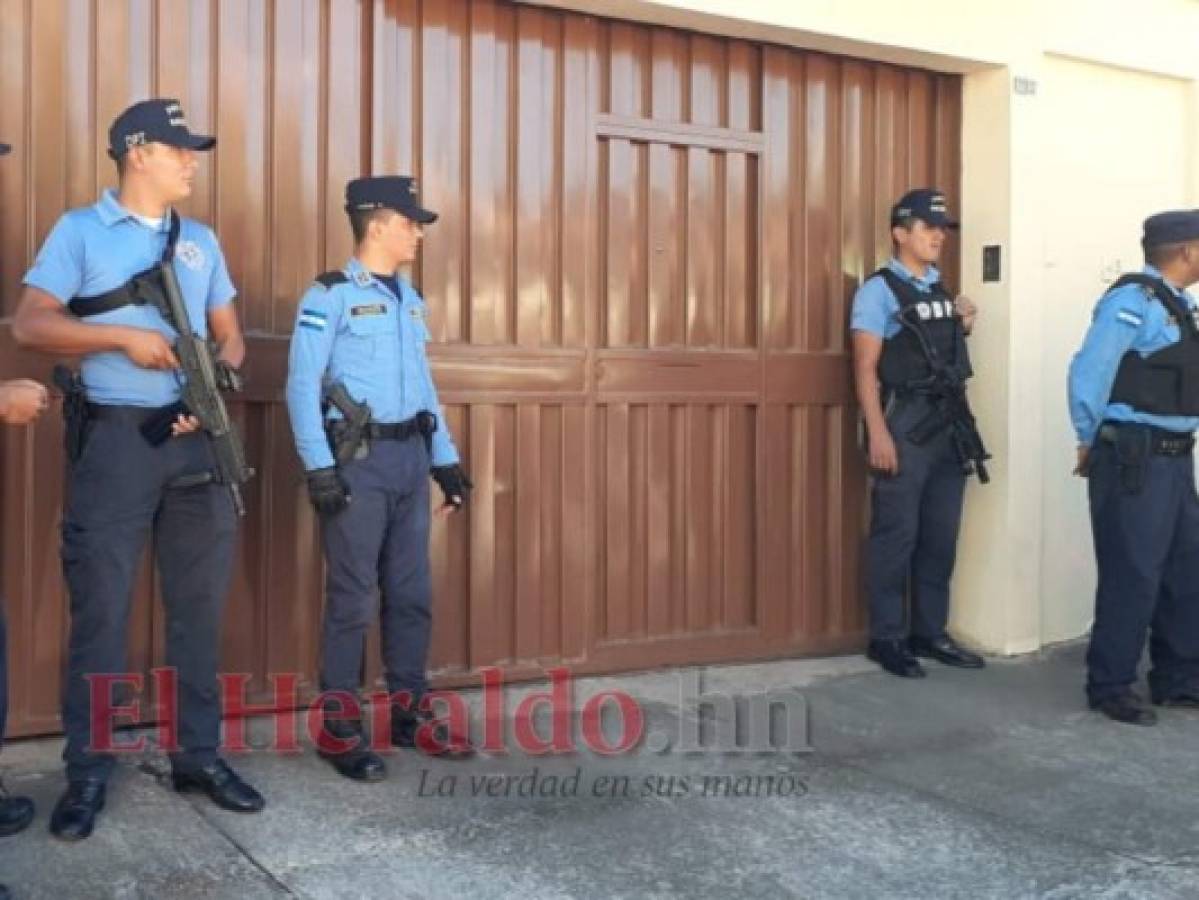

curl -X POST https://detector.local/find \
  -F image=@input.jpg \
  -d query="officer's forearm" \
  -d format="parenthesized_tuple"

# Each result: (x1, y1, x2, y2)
(285, 378, 336, 472)
(859, 387, 889, 436)
(208, 304, 245, 368)
(430, 425, 460, 467)
(12, 305, 134, 357)
(853, 359, 889, 436)
(851, 330, 890, 436)
(214, 332, 245, 369)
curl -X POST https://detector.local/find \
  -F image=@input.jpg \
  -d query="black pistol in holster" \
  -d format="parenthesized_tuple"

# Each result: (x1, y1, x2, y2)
(416, 410, 437, 458)
(53, 364, 89, 464)
(1112, 426, 1150, 495)
(323, 381, 373, 466)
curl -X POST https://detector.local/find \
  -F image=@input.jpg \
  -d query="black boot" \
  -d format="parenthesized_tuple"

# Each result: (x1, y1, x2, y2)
(172, 759, 265, 812)
(909, 634, 986, 669)
(317, 717, 387, 782)
(49, 778, 106, 841)
(867, 639, 926, 678)
(1090, 692, 1158, 726)
(1150, 680, 1199, 708)
(391, 705, 476, 759)
(0, 779, 34, 837)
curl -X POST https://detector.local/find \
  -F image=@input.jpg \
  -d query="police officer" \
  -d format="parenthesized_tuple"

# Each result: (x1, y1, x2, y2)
(286, 176, 474, 781)
(851, 188, 987, 678)
(1068, 210, 1199, 726)
(12, 100, 264, 840)
(0, 138, 48, 900)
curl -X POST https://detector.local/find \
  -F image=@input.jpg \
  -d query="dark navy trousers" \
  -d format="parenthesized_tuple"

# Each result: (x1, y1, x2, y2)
(865, 396, 967, 641)
(1086, 434, 1199, 702)
(319, 436, 433, 701)
(61, 410, 236, 781)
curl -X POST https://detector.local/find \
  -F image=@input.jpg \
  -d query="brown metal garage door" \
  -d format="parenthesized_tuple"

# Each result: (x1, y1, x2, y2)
(0, 0, 960, 737)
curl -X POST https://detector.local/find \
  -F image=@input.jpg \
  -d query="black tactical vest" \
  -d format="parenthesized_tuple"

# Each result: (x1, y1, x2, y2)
(873, 268, 972, 393)
(1107, 273, 1199, 416)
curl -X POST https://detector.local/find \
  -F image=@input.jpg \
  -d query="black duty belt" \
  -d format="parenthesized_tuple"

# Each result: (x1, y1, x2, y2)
(86, 402, 177, 426)
(366, 419, 423, 440)
(328, 414, 433, 442)
(1098, 422, 1195, 457)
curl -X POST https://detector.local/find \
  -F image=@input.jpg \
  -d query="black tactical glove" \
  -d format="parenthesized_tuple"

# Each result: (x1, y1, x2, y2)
(431, 464, 473, 510)
(307, 466, 350, 516)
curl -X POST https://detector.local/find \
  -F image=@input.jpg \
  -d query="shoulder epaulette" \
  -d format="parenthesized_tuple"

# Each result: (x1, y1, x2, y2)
(314, 271, 349, 290)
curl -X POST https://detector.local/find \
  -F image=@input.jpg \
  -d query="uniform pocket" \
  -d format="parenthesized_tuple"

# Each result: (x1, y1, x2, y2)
(70, 417, 107, 478)
(347, 309, 394, 336)
(400, 305, 433, 361)
(345, 306, 397, 358)
(401, 305, 432, 343)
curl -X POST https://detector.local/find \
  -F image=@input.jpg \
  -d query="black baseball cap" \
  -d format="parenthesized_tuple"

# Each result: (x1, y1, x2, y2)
(891, 188, 958, 229)
(0, 142, 10, 156)
(107, 99, 216, 159)
(1142, 210, 1199, 249)
(345, 176, 438, 224)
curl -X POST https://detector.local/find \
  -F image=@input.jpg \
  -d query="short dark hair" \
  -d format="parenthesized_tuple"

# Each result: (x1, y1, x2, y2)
(113, 142, 155, 180)
(349, 207, 396, 244)
(1145, 240, 1188, 269)
(891, 216, 918, 251)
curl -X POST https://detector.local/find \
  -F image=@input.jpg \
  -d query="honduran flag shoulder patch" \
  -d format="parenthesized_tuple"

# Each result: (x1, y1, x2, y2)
(1115, 309, 1143, 328)
(299, 308, 329, 331)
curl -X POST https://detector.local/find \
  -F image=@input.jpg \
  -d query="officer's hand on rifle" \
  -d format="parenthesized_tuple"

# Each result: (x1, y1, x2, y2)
(170, 413, 203, 436)
(307, 466, 351, 516)
(867, 427, 900, 477)
(431, 464, 473, 516)
(954, 295, 978, 334)
(214, 358, 244, 393)
(121, 327, 181, 370)
(0, 379, 49, 426)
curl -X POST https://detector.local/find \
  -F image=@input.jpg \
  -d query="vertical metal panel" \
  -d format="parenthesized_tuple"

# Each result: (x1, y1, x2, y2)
(0, 0, 961, 736)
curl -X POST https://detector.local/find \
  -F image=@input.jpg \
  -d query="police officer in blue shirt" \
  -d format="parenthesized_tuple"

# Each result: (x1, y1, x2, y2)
(287, 176, 475, 781)
(0, 138, 47, 900)
(1068, 210, 1199, 726)
(851, 188, 987, 678)
(13, 100, 264, 840)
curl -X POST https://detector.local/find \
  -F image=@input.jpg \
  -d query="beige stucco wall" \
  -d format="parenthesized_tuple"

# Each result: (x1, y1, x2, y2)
(1034, 58, 1193, 647)
(524, 0, 1199, 654)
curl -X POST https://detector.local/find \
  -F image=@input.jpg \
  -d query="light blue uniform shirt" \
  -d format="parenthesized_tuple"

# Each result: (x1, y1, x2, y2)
(285, 257, 459, 471)
(1067, 265, 1199, 446)
(849, 258, 943, 339)
(22, 189, 235, 407)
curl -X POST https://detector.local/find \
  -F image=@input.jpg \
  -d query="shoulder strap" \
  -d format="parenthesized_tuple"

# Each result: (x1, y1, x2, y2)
(1109, 273, 1197, 339)
(315, 270, 349, 289)
(68, 212, 180, 318)
(873, 267, 952, 307)
(873, 268, 963, 369)
(161, 210, 181, 263)
(1110, 273, 1177, 306)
